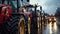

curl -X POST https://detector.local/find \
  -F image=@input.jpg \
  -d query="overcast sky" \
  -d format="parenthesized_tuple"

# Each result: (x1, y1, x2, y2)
(30, 0, 60, 15)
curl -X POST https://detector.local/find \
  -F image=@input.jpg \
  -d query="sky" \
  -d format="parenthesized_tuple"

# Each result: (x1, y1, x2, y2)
(30, 0, 60, 15)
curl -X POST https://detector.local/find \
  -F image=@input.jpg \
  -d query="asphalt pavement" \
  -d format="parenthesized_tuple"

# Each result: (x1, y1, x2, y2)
(43, 22, 60, 34)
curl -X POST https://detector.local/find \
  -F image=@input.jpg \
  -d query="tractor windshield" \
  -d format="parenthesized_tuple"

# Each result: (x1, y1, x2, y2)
(0, 0, 2, 4)
(24, 4, 35, 12)
(9, 0, 17, 10)
(27, 7, 35, 12)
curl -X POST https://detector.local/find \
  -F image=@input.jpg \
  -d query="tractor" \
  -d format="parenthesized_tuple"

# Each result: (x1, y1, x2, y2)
(0, 0, 20, 34)
(19, 4, 41, 34)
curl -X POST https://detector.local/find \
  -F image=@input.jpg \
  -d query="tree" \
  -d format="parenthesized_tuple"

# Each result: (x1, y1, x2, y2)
(55, 8, 60, 18)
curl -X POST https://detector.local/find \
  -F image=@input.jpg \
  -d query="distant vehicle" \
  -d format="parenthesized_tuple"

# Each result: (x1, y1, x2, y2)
(47, 16, 56, 23)
(51, 17, 56, 22)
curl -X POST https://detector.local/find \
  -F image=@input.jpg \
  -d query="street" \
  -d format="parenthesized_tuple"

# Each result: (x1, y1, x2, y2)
(42, 22, 60, 34)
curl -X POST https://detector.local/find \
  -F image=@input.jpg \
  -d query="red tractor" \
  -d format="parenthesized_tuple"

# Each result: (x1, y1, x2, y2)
(19, 4, 39, 34)
(19, 4, 38, 20)
(19, 4, 34, 34)
(0, 0, 20, 34)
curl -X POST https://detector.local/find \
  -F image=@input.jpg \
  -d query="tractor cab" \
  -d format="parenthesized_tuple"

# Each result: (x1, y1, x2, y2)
(19, 4, 36, 20)
(25, 4, 36, 19)
(25, 4, 40, 15)
(24, 4, 40, 19)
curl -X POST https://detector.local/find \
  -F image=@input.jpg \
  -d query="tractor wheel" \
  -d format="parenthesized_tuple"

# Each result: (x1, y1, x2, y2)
(18, 16, 25, 34)
(5, 15, 20, 34)
(28, 17, 31, 34)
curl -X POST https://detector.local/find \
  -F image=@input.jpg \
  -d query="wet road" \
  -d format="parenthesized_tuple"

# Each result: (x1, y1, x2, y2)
(43, 22, 60, 34)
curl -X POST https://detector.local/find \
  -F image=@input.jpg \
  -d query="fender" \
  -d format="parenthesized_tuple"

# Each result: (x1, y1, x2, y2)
(0, 4, 12, 25)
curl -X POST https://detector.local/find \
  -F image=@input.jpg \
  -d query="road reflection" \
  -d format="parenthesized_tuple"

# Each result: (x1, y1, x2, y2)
(53, 22, 57, 31)
(43, 22, 59, 34)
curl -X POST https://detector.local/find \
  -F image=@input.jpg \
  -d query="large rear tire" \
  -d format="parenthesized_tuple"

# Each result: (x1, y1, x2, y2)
(18, 16, 25, 34)
(5, 15, 20, 34)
